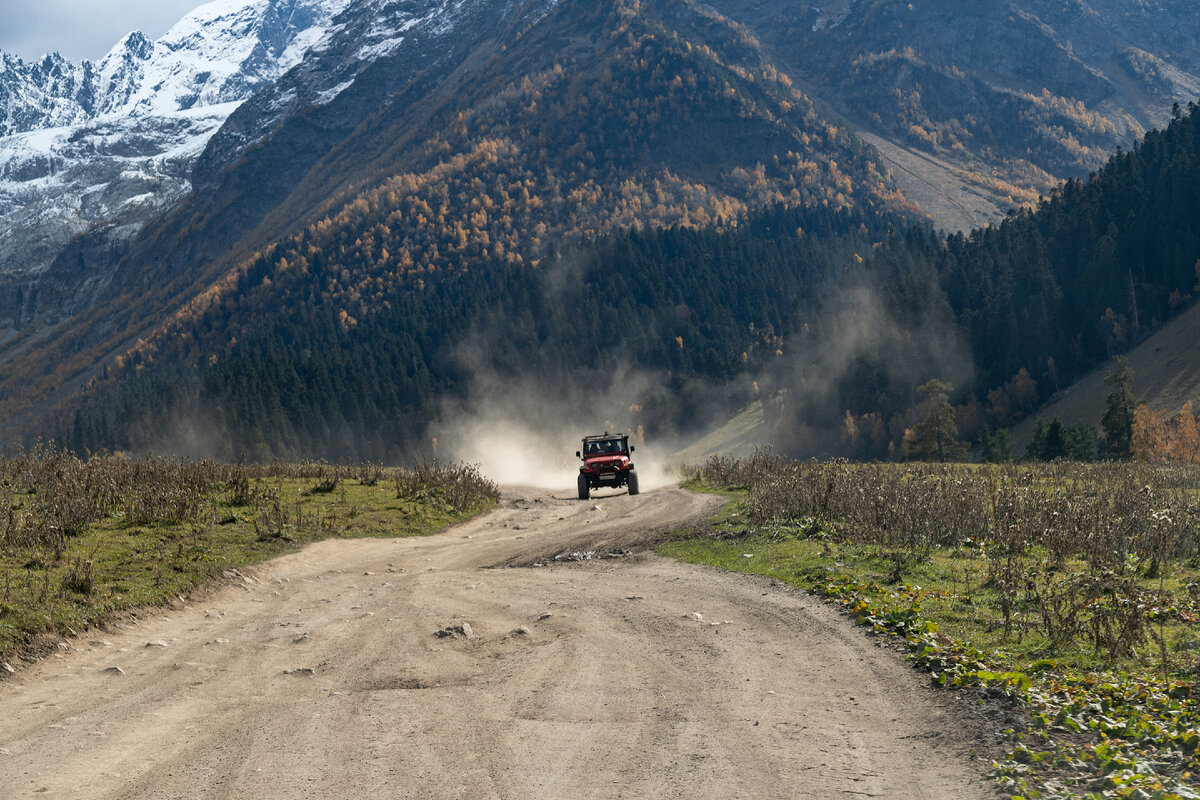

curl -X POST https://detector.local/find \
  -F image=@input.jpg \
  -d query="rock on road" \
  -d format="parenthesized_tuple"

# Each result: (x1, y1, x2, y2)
(0, 486, 999, 798)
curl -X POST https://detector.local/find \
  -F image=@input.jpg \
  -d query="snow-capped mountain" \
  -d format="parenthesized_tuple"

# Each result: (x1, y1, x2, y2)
(0, 0, 355, 284)
(1, 0, 1194, 356)
(191, 0, 518, 192)
(0, 0, 558, 340)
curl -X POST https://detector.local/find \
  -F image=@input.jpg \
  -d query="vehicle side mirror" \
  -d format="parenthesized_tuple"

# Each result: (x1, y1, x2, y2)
(630, 445, 635, 452)
(575, 451, 581, 458)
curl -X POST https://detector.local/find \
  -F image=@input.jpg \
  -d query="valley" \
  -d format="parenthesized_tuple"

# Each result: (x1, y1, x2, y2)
(4, 1, 1200, 797)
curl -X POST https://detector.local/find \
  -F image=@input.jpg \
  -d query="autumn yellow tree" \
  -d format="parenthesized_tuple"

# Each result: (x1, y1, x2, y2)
(1131, 404, 1168, 462)
(1171, 402, 1200, 463)
(1132, 401, 1200, 464)
(903, 380, 968, 462)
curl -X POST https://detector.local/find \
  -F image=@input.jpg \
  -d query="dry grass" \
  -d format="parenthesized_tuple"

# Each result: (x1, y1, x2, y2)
(0, 445, 498, 666)
(686, 451, 1200, 672)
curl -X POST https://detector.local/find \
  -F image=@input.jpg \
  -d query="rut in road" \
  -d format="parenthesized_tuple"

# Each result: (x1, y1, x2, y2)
(0, 486, 1001, 799)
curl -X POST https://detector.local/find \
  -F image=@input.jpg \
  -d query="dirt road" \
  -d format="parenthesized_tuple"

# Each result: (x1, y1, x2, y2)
(0, 486, 1000, 798)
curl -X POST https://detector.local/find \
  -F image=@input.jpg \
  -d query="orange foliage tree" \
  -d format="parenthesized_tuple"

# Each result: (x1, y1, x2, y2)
(1131, 401, 1200, 463)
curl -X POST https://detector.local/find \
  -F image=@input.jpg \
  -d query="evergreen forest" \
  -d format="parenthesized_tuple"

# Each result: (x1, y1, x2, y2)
(64, 103, 1200, 463)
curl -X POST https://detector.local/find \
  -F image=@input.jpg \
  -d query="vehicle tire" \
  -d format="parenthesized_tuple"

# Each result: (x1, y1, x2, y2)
(577, 473, 590, 500)
(627, 470, 639, 496)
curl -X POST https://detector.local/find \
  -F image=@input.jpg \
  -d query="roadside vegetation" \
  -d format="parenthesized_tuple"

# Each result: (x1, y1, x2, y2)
(667, 450, 1200, 799)
(0, 444, 497, 668)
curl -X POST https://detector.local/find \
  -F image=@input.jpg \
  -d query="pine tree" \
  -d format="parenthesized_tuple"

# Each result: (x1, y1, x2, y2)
(1066, 422, 1100, 462)
(979, 426, 1012, 463)
(1027, 419, 1049, 461)
(903, 379, 968, 462)
(1101, 356, 1137, 460)
(1042, 418, 1070, 460)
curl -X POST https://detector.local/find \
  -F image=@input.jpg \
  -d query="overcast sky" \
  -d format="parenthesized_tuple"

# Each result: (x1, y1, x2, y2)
(0, 0, 204, 62)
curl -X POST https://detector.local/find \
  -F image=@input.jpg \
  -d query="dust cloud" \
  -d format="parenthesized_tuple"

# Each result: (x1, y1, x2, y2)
(435, 250, 976, 472)
(432, 371, 679, 492)
(761, 279, 975, 455)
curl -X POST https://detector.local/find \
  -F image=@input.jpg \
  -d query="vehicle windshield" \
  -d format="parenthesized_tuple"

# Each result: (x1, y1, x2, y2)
(584, 438, 627, 455)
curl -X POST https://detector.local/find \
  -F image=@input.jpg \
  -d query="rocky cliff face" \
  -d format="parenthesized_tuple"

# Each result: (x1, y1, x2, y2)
(192, 0, 551, 191)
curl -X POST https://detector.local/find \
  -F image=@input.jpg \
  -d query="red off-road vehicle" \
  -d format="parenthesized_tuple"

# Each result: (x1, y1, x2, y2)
(576, 433, 639, 500)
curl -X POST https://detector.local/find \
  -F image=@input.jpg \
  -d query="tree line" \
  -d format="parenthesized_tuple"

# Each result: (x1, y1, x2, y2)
(830, 103, 1200, 461)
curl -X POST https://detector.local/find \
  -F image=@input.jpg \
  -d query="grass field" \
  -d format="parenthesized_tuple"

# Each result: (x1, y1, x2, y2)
(0, 448, 497, 669)
(664, 452, 1200, 800)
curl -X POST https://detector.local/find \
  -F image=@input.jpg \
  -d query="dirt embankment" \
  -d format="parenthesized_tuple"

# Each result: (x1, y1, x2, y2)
(0, 486, 1001, 799)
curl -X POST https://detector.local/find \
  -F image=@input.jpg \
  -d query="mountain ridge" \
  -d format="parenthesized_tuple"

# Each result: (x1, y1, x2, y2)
(0, 0, 354, 314)
(703, 0, 1200, 228)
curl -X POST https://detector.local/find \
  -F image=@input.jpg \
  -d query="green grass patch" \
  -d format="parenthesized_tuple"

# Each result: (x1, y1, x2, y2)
(0, 468, 495, 668)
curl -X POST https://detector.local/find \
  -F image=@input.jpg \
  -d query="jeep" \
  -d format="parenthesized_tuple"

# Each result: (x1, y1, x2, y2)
(576, 433, 638, 500)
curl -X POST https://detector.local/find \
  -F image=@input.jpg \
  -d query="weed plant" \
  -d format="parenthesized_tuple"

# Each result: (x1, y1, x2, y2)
(689, 450, 1200, 670)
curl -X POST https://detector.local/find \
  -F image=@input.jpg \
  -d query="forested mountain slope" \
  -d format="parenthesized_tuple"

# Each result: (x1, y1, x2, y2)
(1, 0, 915, 454)
(793, 103, 1200, 458)
(705, 0, 1200, 230)
(66, 205, 900, 460)
(684, 101, 1200, 461)
(1008, 299, 1200, 453)
(64, 104, 1200, 462)
(2, 0, 1199, 463)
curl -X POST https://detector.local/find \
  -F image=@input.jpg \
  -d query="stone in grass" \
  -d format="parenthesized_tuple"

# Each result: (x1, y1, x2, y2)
(145, 641, 169, 648)
(283, 667, 316, 676)
(103, 666, 125, 675)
